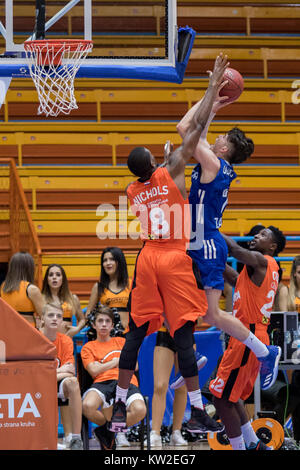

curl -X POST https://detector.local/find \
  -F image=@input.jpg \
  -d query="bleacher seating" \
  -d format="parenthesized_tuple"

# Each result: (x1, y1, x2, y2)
(1, 87, 300, 123)
(0, 124, 299, 165)
(3, 2, 300, 37)
(1, 164, 300, 209)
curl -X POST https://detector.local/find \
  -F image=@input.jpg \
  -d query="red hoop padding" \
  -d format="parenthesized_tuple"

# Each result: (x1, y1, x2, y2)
(24, 39, 93, 116)
(24, 39, 93, 66)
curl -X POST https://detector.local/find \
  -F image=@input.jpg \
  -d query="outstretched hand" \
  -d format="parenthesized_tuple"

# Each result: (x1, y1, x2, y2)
(209, 53, 229, 87)
(212, 87, 230, 113)
(207, 53, 230, 112)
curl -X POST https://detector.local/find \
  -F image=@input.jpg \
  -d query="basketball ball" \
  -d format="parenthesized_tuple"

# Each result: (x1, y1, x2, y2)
(219, 67, 244, 104)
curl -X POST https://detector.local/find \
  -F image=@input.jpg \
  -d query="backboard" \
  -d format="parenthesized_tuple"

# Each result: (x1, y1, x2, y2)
(0, 0, 195, 83)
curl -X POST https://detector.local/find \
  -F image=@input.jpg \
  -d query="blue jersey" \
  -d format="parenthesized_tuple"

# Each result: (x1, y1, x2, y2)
(189, 158, 236, 239)
(188, 158, 237, 290)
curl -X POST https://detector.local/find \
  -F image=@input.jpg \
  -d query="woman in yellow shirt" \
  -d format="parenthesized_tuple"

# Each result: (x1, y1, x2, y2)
(0, 251, 44, 327)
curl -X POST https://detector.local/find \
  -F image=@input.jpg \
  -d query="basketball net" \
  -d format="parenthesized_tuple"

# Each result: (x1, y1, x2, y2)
(24, 39, 93, 117)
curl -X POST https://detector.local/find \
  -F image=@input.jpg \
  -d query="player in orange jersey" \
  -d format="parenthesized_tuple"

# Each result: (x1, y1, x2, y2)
(109, 53, 230, 436)
(209, 226, 286, 450)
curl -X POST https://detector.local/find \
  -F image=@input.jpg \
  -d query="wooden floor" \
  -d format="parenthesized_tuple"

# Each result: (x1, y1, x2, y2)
(58, 436, 211, 451)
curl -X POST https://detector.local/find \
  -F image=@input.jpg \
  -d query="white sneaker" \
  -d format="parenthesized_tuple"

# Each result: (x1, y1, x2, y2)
(145, 430, 162, 447)
(57, 442, 66, 450)
(63, 434, 72, 449)
(170, 430, 188, 446)
(116, 432, 130, 447)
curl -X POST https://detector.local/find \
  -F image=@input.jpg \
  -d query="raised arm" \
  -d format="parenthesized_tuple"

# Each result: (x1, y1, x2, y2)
(177, 74, 229, 143)
(166, 53, 229, 190)
(224, 263, 239, 287)
(222, 234, 267, 269)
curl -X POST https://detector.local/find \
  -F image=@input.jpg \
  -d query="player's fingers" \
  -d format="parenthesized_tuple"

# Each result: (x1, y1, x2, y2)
(219, 95, 229, 102)
(219, 80, 229, 89)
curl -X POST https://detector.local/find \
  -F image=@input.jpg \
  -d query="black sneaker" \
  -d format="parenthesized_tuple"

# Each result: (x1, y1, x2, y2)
(108, 399, 127, 433)
(186, 406, 224, 433)
(247, 439, 272, 450)
(94, 424, 116, 450)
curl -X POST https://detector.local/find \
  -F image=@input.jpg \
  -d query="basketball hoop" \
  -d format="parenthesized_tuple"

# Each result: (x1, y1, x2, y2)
(24, 39, 93, 117)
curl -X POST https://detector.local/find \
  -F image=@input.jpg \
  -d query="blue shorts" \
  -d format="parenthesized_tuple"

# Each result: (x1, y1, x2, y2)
(188, 234, 228, 291)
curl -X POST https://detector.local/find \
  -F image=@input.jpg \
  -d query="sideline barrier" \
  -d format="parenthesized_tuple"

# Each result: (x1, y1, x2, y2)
(0, 298, 58, 450)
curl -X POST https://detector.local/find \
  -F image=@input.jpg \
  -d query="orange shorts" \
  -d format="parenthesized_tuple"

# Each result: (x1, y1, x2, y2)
(129, 244, 207, 337)
(209, 325, 269, 403)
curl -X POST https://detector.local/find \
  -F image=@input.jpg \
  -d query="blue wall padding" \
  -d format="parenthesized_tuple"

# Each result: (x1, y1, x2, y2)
(138, 330, 223, 426)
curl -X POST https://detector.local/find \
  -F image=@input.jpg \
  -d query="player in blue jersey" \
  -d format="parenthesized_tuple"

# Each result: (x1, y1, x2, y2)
(175, 80, 282, 392)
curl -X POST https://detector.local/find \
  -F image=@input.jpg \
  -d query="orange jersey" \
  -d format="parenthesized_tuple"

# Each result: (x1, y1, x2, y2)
(1, 280, 35, 315)
(232, 256, 279, 326)
(80, 336, 138, 386)
(294, 296, 300, 313)
(53, 332, 74, 367)
(127, 166, 190, 250)
(100, 286, 130, 310)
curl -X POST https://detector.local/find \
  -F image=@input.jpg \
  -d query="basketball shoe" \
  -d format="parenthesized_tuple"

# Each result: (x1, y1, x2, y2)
(186, 406, 224, 434)
(258, 345, 281, 390)
(109, 398, 127, 433)
(94, 424, 116, 450)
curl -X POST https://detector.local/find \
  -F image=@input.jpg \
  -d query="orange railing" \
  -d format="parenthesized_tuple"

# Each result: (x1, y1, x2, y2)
(0, 158, 42, 287)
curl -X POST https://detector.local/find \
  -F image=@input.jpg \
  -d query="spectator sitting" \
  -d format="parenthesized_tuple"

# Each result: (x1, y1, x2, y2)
(0, 251, 44, 327)
(40, 303, 83, 451)
(42, 264, 86, 338)
(81, 305, 146, 449)
(85, 247, 130, 334)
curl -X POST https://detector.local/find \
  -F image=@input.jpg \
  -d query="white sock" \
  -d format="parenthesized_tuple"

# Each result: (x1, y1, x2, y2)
(229, 434, 246, 450)
(243, 331, 268, 358)
(72, 434, 81, 440)
(241, 421, 259, 448)
(188, 389, 204, 410)
(116, 385, 128, 404)
(65, 433, 72, 443)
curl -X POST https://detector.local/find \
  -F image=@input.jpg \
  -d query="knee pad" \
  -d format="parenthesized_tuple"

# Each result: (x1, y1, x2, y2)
(173, 322, 197, 378)
(119, 322, 148, 371)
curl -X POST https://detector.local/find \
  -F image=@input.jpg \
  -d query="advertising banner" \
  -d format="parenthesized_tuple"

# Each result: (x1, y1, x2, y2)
(0, 299, 58, 449)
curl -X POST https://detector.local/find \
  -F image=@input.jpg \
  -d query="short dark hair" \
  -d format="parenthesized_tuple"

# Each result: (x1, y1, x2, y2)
(127, 147, 153, 178)
(93, 305, 115, 324)
(227, 127, 254, 164)
(267, 225, 286, 256)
